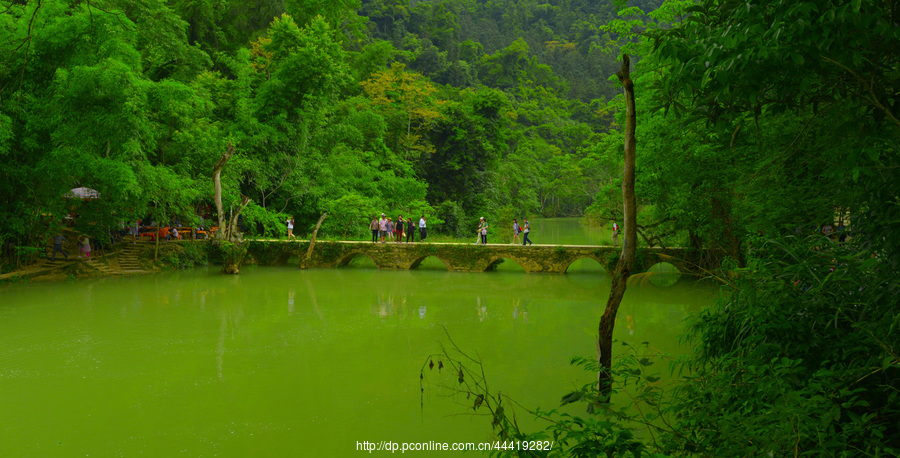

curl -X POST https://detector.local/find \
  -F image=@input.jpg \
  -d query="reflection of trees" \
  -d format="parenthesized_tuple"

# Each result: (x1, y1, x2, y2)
(377, 292, 394, 319)
(373, 287, 414, 322)
(216, 304, 244, 381)
(303, 278, 326, 324)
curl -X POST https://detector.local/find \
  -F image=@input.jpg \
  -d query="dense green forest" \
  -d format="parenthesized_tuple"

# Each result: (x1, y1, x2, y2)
(2, 0, 899, 455)
(1, 0, 654, 257)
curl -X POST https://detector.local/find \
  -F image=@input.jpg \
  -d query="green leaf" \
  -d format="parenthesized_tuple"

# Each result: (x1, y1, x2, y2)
(884, 355, 896, 371)
(867, 149, 880, 161)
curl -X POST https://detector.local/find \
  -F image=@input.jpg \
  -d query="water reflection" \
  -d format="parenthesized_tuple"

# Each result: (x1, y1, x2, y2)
(513, 299, 529, 324)
(0, 264, 715, 457)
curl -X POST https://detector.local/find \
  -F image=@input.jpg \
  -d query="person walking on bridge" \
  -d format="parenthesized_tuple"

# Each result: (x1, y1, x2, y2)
(611, 221, 619, 246)
(395, 216, 405, 243)
(418, 216, 427, 241)
(379, 213, 388, 243)
(286, 216, 296, 240)
(479, 217, 488, 245)
(512, 219, 521, 244)
(522, 219, 533, 246)
(406, 216, 415, 242)
(369, 216, 379, 243)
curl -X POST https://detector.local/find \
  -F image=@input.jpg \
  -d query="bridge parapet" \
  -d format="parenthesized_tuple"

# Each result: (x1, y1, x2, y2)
(312, 242, 610, 273)
(238, 241, 719, 275)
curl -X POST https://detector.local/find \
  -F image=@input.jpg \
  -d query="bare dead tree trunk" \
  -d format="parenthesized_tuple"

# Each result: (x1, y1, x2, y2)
(301, 213, 328, 269)
(213, 143, 235, 237)
(212, 143, 253, 274)
(598, 55, 638, 401)
(224, 195, 251, 241)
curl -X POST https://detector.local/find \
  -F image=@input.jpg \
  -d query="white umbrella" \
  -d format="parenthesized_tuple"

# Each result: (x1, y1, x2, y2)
(66, 187, 101, 200)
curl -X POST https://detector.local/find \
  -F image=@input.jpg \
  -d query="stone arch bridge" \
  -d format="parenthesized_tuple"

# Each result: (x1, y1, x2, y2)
(245, 241, 719, 275)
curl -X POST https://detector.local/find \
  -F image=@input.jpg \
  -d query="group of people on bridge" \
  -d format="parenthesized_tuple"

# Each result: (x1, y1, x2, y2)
(500, 218, 533, 246)
(360, 214, 537, 246)
(369, 214, 427, 243)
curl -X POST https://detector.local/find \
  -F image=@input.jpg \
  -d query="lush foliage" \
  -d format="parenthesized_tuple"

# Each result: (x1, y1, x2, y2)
(413, 0, 897, 455)
(3, 0, 899, 453)
(477, 0, 900, 455)
(1, 0, 637, 269)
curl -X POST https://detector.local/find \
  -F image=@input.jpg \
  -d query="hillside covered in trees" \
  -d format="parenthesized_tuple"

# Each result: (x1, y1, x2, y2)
(1, 0, 657, 256)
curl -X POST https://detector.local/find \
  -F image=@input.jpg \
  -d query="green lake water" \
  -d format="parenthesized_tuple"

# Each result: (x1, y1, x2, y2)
(0, 218, 716, 456)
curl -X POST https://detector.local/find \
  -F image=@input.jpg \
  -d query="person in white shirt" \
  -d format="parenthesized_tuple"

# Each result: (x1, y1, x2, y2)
(522, 219, 533, 246)
(418, 216, 427, 241)
(286, 216, 295, 240)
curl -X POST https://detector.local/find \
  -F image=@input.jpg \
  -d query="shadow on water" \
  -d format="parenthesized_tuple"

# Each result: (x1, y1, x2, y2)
(490, 258, 526, 272)
(566, 257, 606, 273)
(346, 253, 378, 269)
(415, 256, 450, 271)
(345, 254, 452, 271)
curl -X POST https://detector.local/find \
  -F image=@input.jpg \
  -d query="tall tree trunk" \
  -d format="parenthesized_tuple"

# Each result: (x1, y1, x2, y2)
(212, 143, 252, 274)
(711, 196, 743, 266)
(213, 143, 235, 237)
(300, 213, 328, 269)
(597, 55, 638, 401)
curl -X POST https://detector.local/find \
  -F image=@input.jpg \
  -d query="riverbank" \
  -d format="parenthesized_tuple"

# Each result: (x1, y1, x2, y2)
(0, 240, 191, 283)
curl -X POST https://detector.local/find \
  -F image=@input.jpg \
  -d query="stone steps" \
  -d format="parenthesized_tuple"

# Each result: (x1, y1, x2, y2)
(86, 258, 117, 275)
(116, 242, 149, 274)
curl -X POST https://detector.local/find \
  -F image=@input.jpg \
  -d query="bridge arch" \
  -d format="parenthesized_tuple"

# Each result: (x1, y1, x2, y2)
(293, 240, 716, 275)
(644, 260, 684, 274)
(644, 251, 693, 275)
(485, 256, 527, 272)
(335, 251, 379, 268)
(408, 255, 452, 271)
(644, 262, 683, 286)
(563, 255, 607, 273)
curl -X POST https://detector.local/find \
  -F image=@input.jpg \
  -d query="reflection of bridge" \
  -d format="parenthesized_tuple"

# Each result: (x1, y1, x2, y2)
(244, 240, 718, 274)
